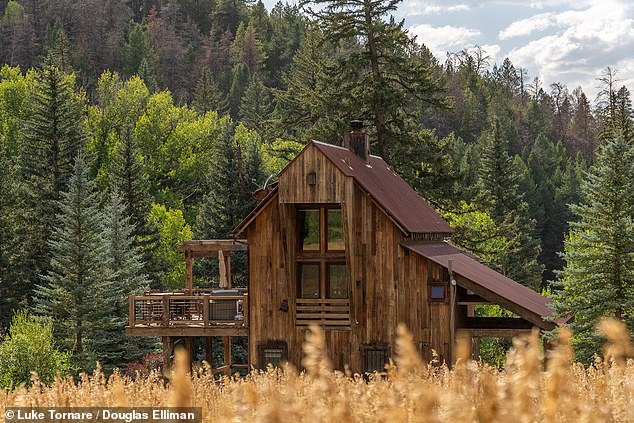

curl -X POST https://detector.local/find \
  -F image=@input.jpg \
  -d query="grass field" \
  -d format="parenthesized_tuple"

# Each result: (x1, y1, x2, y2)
(1, 322, 632, 422)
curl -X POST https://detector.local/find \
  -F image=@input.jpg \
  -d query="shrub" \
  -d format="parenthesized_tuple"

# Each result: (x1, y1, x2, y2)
(0, 310, 71, 388)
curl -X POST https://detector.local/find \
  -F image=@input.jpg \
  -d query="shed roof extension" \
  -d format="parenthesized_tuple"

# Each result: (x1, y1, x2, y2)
(312, 141, 454, 235)
(402, 241, 557, 330)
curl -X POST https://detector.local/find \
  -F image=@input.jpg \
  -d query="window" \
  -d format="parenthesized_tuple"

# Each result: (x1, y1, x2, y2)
(360, 344, 390, 373)
(296, 206, 347, 300)
(430, 285, 446, 300)
(257, 341, 288, 369)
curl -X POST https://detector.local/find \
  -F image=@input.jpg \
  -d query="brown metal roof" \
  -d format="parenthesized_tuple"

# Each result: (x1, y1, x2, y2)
(312, 141, 454, 235)
(402, 241, 555, 328)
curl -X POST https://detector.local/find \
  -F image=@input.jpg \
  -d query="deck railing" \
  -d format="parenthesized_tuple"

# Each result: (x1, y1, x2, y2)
(295, 298, 351, 327)
(129, 289, 248, 328)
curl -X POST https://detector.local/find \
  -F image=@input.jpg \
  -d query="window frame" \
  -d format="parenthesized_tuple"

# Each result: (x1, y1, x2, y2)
(257, 341, 289, 369)
(296, 205, 347, 300)
(360, 343, 390, 374)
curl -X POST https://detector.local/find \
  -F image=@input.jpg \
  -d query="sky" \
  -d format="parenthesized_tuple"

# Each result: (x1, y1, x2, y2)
(265, 0, 634, 102)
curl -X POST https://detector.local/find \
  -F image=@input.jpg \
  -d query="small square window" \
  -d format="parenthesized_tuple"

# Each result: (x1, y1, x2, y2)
(257, 341, 288, 369)
(360, 344, 390, 373)
(430, 285, 446, 300)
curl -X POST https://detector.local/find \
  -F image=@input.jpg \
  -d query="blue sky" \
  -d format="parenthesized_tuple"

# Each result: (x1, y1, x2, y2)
(264, 0, 634, 101)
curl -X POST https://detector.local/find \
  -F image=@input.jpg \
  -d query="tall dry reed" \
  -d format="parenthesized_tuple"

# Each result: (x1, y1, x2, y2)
(1, 320, 632, 422)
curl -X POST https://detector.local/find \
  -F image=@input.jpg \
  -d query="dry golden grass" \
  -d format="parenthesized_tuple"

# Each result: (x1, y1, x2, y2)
(1, 321, 633, 423)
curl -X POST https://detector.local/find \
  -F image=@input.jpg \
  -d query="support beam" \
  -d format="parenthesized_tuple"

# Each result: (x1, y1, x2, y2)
(185, 337, 193, 370)
(206, 337, 213, 367)
(223, 336, 232, 377)
(162, 336, 174, 375)
(462, 316, 535, 330)
(219, 251, 228, 288)
(185, 251, 193, 292)
(458, 328, 534, 338)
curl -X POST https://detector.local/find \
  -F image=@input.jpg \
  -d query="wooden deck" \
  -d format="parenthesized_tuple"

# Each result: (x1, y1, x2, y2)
(126, 288, 248, 337)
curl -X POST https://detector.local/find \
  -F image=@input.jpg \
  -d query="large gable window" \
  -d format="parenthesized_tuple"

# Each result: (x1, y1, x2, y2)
(296, 206, 350, 327)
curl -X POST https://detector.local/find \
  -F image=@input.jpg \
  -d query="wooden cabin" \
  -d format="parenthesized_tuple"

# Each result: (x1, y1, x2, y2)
(233, 123, 556, 371)
(127, 123, 557, 373)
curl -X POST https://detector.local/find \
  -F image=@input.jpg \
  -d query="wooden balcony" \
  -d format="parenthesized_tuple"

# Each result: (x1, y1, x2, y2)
(126, 288, 248, 337)
(295, 298, 351, 328)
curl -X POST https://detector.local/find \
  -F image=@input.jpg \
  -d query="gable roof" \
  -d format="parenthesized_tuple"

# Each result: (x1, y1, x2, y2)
(311, 141, 454, 235)
(234, 140, 454, 236)
(402, 240, 557, 330)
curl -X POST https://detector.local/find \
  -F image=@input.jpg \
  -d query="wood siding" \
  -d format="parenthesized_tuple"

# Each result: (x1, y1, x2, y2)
(247, 146, 452, 372)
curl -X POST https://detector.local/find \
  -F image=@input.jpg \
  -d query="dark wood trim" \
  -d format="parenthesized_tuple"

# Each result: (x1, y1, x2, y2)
(457, 328, 535, 338)
(126, 326, 248, 337)
(461, 316, 536, 330)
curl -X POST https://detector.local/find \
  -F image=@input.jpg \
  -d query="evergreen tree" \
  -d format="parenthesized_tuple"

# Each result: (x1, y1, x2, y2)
(18, 65, 85, 301)
(195, 126, 247, 239)
(42, 21, 74, 73)
(34, 155, 111, 367)
(109, 125, 151, 238)
(239, 75, 271, 134)
(301, 0, 449, 161)
(92, 188, 153, 370)
(227, 62, 250, 118)
(554, 136, 634, 363)
(476, 119, 543, 289)
(192, 67, 228, 115)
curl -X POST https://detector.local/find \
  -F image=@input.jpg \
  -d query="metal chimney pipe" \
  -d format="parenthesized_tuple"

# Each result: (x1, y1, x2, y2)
(344, 120, 370, 163)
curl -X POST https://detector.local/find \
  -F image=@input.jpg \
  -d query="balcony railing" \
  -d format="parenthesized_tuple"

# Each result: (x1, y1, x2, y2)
(128, 289, 248, 328)
(295, 298, 351, 327)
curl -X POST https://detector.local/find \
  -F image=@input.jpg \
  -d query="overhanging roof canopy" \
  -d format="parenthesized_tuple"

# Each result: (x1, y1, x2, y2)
(402, 241, 557, 330)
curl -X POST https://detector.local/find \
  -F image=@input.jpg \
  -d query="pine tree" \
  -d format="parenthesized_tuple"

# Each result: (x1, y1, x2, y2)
(554, 136, 634, 363)
(302, 0, 449, 161)
(92, 188, 153, 370)
(476, 119, 543, 290)
(42, 21, 74, 73)
(18, 65, 85, 301)
(192, 67, 228, 115)
(227, 62, 250, 119)
(109, 125, 151, 238)
(239, 75, 271, 134)
(34, 155, 111, 367)
(195, 126, 246, 239)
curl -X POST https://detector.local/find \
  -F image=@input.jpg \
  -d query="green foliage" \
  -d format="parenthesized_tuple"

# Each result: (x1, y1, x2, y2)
(0, 310, 71, 389)
(239, 75, 271, 134)
(92, 188, 154, 371)
(146, 204, 192, 290)
(553, 136, 634, 363)
(34, 155, 111, 368)
(18, 65, 86, 309)
(476, 119, 543, 289)
(443, 202, 508, 265)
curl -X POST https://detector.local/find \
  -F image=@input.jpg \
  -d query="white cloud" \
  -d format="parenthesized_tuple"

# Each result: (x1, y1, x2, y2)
(507, 0, 634, 100)
(480, 44, 502, 60)
(499, 12, 557, 39)
(409, 24, 481, 59)
(403, 2, 469, 17)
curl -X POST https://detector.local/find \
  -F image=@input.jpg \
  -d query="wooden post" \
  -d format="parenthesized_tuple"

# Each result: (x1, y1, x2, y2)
(185, 337, 193, 370)
(162, 295, 169, 327)
(129, 295, 135, 327)
(203, 294, 210, 326)
(185, 251, 193, 293)
(223, 336, 232, 376)
(206, 337, 213, 367)
(219, 250, 228, 288)
(162, 336, 174, 375)
(226, 254, 231, 288)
